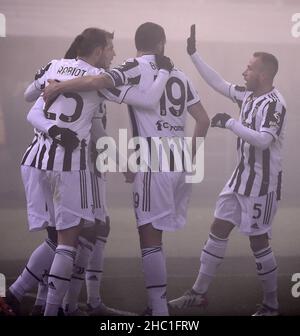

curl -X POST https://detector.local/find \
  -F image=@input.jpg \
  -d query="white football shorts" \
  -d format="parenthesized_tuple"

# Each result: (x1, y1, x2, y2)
(214, 186, 278, 237)
(21, 165, 94, 231)
(132, 171, 192, 232)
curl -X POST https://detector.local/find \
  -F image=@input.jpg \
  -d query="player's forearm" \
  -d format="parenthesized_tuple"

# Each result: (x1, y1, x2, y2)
(123, 69, 169, 108)
(24, 82, 42, 102)
(192, 119, 209, 159)
(27, 97, 53, 133)
(226, 119, 274, 150)
(55, 74, 114, 94)
(190, 52, 232, 98)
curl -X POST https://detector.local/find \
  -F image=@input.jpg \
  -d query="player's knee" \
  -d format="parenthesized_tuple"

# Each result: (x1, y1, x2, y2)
(46, 226, 58, 246)
(249, 234, 269, 252)
(80, 224, 97, 245)
(211, 218, 234, 239)
(95, 217, 110, 238)
(139, 223, 162, 248)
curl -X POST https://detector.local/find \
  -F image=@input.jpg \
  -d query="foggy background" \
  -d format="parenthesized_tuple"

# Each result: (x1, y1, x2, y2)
(0, 0, 299, 315)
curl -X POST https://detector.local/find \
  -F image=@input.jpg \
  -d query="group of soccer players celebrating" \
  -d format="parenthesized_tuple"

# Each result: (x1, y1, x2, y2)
(0, 22, 286, 317)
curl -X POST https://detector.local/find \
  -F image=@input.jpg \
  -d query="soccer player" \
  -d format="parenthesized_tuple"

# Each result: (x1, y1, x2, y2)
(44, 22, 210, 316)
(168, 25, 287, 316)
(4, 27, 171, 316)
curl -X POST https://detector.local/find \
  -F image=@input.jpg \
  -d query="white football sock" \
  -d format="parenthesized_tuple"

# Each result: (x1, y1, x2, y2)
(254, 246, 278, 309)
(44, 245, 76, 316)
(141, 246, 168, 316)
(10, 239, 55, 302)
(193, 233, 228, 294)
(85, 236, 107, 308)
(63, 237, 93, 313)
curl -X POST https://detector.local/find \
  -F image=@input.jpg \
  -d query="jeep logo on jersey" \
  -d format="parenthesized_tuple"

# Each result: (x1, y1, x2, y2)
(0, 13, 6, 37)
(156, 120, 184, 132)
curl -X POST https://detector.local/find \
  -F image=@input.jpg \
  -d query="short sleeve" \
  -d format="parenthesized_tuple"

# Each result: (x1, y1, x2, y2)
(104, 58, 141, 87)
(34, 60, 57, 90)
(98, 85, 133, 104)
(229, 85, 247, 108)
(260, 100, 287, 140)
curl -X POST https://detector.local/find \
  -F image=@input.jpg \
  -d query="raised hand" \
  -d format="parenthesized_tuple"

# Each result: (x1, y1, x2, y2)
(187, 24, 196, 55)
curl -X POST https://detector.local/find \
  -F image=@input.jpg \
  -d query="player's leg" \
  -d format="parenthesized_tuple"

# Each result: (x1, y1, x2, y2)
(139, 223, 168, 316)
(44, 224, 80, 316)
(169, 192, 238, 310)
(44, 170, 94, 316)
(249, 233, 279, 316)
(246, 191, 279, 316)
(31, 227, 58, 316)
(7, 167, 56, 315)
(168, 218, 234, 310)
(63, 223, 95, 315)
(85, 172, 111, 313)
(85, 217, 110, 312)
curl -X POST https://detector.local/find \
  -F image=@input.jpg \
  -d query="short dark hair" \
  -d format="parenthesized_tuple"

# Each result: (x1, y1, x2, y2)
(135, 22, 166, 51)
(253, 51, 279, 79)
(65, 28, 114, 59)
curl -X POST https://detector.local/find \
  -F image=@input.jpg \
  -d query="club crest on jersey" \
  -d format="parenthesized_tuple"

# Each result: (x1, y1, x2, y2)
(269, 111, 281, 127)
(156, 120, 184, 132)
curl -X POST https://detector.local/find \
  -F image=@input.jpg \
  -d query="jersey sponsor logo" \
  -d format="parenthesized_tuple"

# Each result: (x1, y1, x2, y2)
(156, 120, 184, 132)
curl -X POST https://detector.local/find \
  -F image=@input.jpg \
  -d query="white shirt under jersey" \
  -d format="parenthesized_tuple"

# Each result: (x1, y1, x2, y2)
(22, 58, 107, 171)
(225, 85, 287, 198)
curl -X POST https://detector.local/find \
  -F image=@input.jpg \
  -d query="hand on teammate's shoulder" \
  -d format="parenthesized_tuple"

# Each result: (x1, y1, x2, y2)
(155, 54, 174, 73)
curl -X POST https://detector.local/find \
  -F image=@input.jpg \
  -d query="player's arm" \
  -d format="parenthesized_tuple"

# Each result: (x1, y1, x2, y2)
(99, 55, 173, 108)
(24, 82, 42, 102)
(187, 24, 232, 98)
(27, 96, 54, 133)
(24, 61, 56, 102)
(43, 74, 114, 102)
(187, 101, 210, 159)
(27, 96, 79, 150)
(122, 70, 169, 108)
(211, 113, 274, 150)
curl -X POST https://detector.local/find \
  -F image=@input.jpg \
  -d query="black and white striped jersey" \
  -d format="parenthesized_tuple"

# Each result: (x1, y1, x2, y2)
(88, 102, 107, 175)
(226, 85, 287, 198)
(102, 54, 201, 138)
(22, 59, 111, 171)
